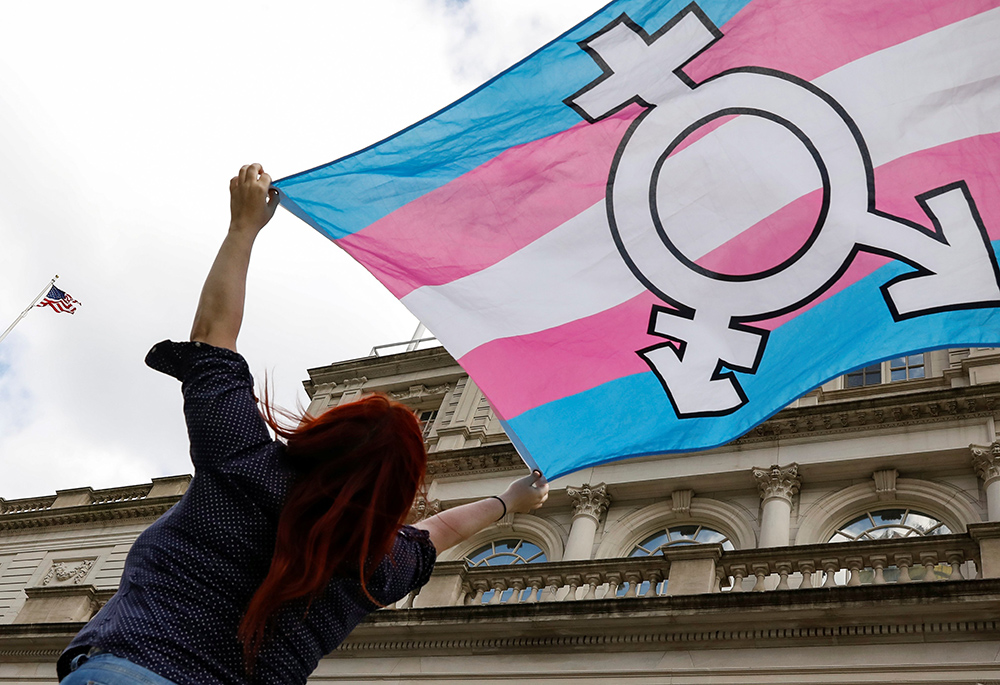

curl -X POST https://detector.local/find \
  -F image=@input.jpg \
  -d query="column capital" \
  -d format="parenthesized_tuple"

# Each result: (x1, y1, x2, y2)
(566, 482, 611, 523)
(752, 463, 801, 504)
(970, 442, 1000, 486)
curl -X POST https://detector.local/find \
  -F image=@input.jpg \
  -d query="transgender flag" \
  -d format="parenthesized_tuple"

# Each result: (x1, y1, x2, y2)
(277, 0, 1000, 479)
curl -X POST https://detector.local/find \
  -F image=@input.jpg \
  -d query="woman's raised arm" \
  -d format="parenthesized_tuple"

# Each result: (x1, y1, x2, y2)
(414, 470, 549, 553)
(190, 163, 279, 352)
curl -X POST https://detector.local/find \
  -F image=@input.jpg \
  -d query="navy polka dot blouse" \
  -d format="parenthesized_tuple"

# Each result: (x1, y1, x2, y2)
(58, 341, 436, 685)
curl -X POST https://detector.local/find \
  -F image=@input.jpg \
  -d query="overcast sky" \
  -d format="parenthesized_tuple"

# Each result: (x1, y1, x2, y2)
(0, 0, 607, 500)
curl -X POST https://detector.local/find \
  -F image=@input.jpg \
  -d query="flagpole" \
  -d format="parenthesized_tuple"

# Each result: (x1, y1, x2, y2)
(0, 275, 58, 345)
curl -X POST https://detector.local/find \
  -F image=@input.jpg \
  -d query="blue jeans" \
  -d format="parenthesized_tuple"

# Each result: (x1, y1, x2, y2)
(61, 653, 178, 685)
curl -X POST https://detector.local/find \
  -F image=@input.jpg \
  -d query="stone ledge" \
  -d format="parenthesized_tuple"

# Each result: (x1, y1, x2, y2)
(0, 497, 181, 531)
(341, 580, 1000, 655)
(735, 383, 1000, 444)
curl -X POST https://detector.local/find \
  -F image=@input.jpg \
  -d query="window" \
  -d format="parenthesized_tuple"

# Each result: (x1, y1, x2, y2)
(465, 539, 547, 567)
(844, 356, 927, 388)
(889, 354, 924, 382)
(465, 539, 547, 602)
(629, 525, 736, 556)
(845, 364, 881, 388)
(828, 508, 952, 582)
(626, 525, 735, 596)
(418, 410, 438, 440)
(829, 508, 950, 542)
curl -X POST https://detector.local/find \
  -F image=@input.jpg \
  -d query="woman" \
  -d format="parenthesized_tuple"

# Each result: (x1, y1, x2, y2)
(58, 164, 549, 685)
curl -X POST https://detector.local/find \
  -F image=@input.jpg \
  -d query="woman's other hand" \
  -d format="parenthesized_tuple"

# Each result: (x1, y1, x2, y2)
(500, 470, 549, 514)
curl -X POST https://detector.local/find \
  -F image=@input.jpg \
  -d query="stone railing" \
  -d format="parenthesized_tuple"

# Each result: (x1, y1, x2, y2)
(716, 531, 980, 591)
(392, 522, 1000, 608)
(0, 476, 191, 529)
(89, 485, 153, 505)
(0, 495, 57, 515)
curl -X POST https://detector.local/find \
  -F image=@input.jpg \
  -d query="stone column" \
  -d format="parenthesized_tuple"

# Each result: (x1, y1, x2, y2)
(752, 464, 800, 548)
(971, 442, 1000, 522)
(563, 483, 611, 561)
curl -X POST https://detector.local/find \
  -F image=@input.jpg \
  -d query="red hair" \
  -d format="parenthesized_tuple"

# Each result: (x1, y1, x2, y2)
(238, 393, 427, 665)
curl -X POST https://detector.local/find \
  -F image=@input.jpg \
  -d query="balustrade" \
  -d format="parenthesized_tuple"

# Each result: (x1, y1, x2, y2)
(717, 532, 980, 592)
(89, 485, 152, 505)
(383, 523, 999, 609)
(0, 496, 57, 515)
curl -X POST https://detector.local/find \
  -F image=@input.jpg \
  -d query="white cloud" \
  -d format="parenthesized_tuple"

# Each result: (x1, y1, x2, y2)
(0, 0, 608, 499)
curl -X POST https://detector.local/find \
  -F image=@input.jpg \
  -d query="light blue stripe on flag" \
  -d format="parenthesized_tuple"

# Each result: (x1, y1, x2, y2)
(509, 243, 1000, 480)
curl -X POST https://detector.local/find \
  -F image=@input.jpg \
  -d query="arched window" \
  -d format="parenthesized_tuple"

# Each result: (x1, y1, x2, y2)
(464, 539, 547, 567)
(828, 508, 953, 582)
(630, 524, 736, 556)
(829, 508, 950, 542)
(625, 525, 735, 596)
(464, 539, 547, 603)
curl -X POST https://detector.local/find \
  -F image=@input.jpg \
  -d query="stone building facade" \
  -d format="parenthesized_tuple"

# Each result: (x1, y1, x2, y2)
(2, 345, 1000, 683)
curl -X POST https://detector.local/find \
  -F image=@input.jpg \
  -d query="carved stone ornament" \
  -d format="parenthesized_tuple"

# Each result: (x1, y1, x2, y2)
(873, 468, 899, 501)
(970, 441, 1000, 486)
(752, 464, 801, 504)
(566, 483, 611, 523)
(406, 494, 442, 525)
(42, 559, 95, 586)
(390, 384, 451, 401)
(671, 489, 694, 517)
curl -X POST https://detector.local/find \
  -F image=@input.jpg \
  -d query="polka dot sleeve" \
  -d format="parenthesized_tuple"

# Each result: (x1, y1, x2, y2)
(145, 340, 273, 470)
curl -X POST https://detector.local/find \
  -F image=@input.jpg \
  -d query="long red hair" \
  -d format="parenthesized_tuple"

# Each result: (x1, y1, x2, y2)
(238, 393, 427, 664)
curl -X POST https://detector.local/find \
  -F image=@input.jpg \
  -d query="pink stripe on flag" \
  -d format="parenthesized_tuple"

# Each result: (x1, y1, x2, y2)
(462, 133, 1000, 419)
(336, 106, 641, 298)
(684, 0, 997, 83)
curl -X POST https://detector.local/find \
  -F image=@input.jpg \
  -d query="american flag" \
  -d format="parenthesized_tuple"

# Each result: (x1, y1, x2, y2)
(36, 285, 81, 314)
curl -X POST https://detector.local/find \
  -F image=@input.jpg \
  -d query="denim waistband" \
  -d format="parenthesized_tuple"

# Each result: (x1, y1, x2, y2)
(67, 652, 178, 685)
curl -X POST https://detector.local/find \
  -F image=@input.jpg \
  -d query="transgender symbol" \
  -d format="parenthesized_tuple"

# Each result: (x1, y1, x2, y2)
(566, 2, 1000, 419)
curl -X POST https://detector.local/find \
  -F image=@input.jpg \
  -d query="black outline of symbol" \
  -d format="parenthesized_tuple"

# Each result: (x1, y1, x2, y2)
(566, 2, 1000, 420)
(649, 109, 830, 283)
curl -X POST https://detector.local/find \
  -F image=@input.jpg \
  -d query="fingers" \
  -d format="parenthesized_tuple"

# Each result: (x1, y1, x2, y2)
(237, 163, 265, 186)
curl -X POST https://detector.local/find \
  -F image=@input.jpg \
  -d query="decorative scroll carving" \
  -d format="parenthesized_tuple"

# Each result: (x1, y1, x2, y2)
(671, 489, 693, 517)
(752, 464, 801, 504)
(42, 559, 94, 586)
(970, 441, 1000, 486)
(873, 469, 899, 501)
(567, 483, 611, 523)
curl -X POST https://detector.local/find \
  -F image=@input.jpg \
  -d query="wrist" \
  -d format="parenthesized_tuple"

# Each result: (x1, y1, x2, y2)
(229, 218, 264, 234)
(489, 495, 507, 521)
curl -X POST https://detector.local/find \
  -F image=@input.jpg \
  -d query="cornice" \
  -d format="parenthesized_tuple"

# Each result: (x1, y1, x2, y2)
(734, 384, 1000, 445)
(0, 497, 181, 532)
(426, 443, 526, 476)
(303, 347, 461, 398)
(338, 618, 999, 655)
